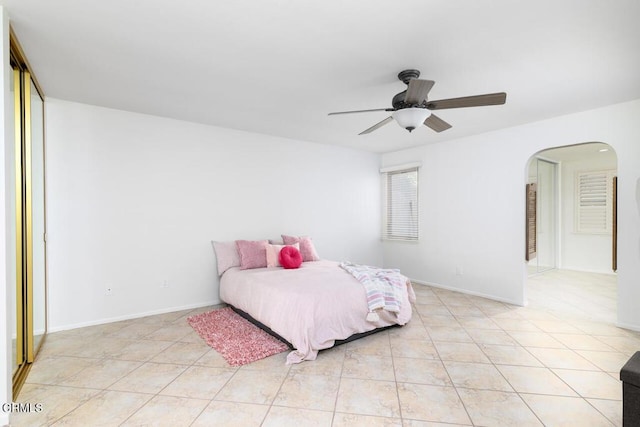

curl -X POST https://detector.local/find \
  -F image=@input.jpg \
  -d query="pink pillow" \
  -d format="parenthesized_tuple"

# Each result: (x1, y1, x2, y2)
(281, 235, 320, 262)
(235, 240, 268, 270)
(279, 246, 302, 269)
(266, 243, 300, 267)
(211, 241, 240, 275)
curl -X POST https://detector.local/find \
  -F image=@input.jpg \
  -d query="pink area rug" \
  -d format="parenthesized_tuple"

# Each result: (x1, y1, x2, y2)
(187, 307, 289, 366)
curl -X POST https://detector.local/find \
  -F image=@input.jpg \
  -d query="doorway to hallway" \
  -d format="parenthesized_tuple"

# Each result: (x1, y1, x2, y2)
(525, 142, 618, 318)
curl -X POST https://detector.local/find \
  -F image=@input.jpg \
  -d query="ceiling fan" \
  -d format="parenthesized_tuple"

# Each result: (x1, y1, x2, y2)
(328, 69, 506, 135)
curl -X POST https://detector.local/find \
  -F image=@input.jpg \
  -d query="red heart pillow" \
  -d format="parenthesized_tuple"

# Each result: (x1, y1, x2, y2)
(279, 245, 302, 269)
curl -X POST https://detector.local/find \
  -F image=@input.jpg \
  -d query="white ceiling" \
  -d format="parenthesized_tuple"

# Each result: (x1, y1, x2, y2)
(3, 0, 640, 153)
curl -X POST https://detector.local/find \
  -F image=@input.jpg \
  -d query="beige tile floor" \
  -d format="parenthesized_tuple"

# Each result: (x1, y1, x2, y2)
(11, 270, 640, 426)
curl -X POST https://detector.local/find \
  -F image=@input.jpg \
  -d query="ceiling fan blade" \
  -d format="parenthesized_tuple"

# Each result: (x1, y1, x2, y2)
(404, 79, 435, 105)
(424, 114, 452, 133)
(328, 108, 392, 116)
(359, 116, 394, 135)
(427, 92, 507, 110)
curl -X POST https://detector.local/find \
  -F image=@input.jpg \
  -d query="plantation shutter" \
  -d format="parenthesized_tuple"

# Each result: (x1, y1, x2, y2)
(576, 170, 614, 233)
(381, 165, 419, 241)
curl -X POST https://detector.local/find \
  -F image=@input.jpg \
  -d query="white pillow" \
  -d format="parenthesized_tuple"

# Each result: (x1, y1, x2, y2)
(265, 243, 300, 267)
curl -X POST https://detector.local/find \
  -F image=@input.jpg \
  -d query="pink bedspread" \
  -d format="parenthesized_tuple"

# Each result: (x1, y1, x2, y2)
(219, 260, 415, 364)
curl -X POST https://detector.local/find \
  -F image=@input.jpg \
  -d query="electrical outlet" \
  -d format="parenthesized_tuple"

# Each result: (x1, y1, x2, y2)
(455, 267, 464, 276)
(105, 286, 113, 296)
(161, 280, 169, 288)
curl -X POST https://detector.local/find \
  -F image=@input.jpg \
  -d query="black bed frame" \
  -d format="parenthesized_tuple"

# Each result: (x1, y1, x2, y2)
(229, 305, 401, 352)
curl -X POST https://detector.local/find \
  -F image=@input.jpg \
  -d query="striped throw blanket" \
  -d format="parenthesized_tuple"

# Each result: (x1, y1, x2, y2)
(340, 262, 408, 322)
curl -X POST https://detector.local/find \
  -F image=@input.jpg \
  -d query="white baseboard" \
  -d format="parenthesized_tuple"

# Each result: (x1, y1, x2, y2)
(557, 267, 617, 276)
(410, 279, 525, 307)
(615, 321, 640, 333)
(48, 299, 221, 333)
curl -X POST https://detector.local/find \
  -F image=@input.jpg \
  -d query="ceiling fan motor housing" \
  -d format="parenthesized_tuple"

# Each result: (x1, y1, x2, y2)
(393, 69, 427, 110)
(392, 91, 430, 110)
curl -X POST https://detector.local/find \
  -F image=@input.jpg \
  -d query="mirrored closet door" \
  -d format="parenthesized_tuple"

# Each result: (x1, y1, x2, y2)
(10, 30, 47, 398)
(526, 157, 558, 274)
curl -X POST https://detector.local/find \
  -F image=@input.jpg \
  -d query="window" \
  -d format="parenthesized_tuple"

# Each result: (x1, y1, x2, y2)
(381, 165, 419, 241)
(575, 169, 615, 233)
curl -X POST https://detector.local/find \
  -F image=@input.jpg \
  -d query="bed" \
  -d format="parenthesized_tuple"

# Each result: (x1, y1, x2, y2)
(219, 259, 415, 364)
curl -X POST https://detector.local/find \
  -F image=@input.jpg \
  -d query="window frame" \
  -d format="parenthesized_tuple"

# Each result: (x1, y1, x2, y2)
(381, 164, 420, 242)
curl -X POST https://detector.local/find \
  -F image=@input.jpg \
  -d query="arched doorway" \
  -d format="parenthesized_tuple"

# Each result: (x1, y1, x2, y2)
(525, 142, 618, 322)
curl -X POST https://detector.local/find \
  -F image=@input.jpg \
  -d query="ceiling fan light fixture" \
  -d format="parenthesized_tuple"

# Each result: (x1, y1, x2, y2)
(392, 108, 432, 132)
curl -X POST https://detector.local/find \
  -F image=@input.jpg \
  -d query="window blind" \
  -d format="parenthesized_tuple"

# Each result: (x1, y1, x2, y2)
(576, 170, 615, 233)
(382, 167, 419, 241)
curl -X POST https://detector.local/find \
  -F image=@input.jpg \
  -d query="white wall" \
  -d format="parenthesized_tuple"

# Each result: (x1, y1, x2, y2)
(559, 153, 617, 273)
(1, 6, 12, 425)
(45, 99, 382, 331)
(382, 132, 528, 305)
(381, 99, 640, 330)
